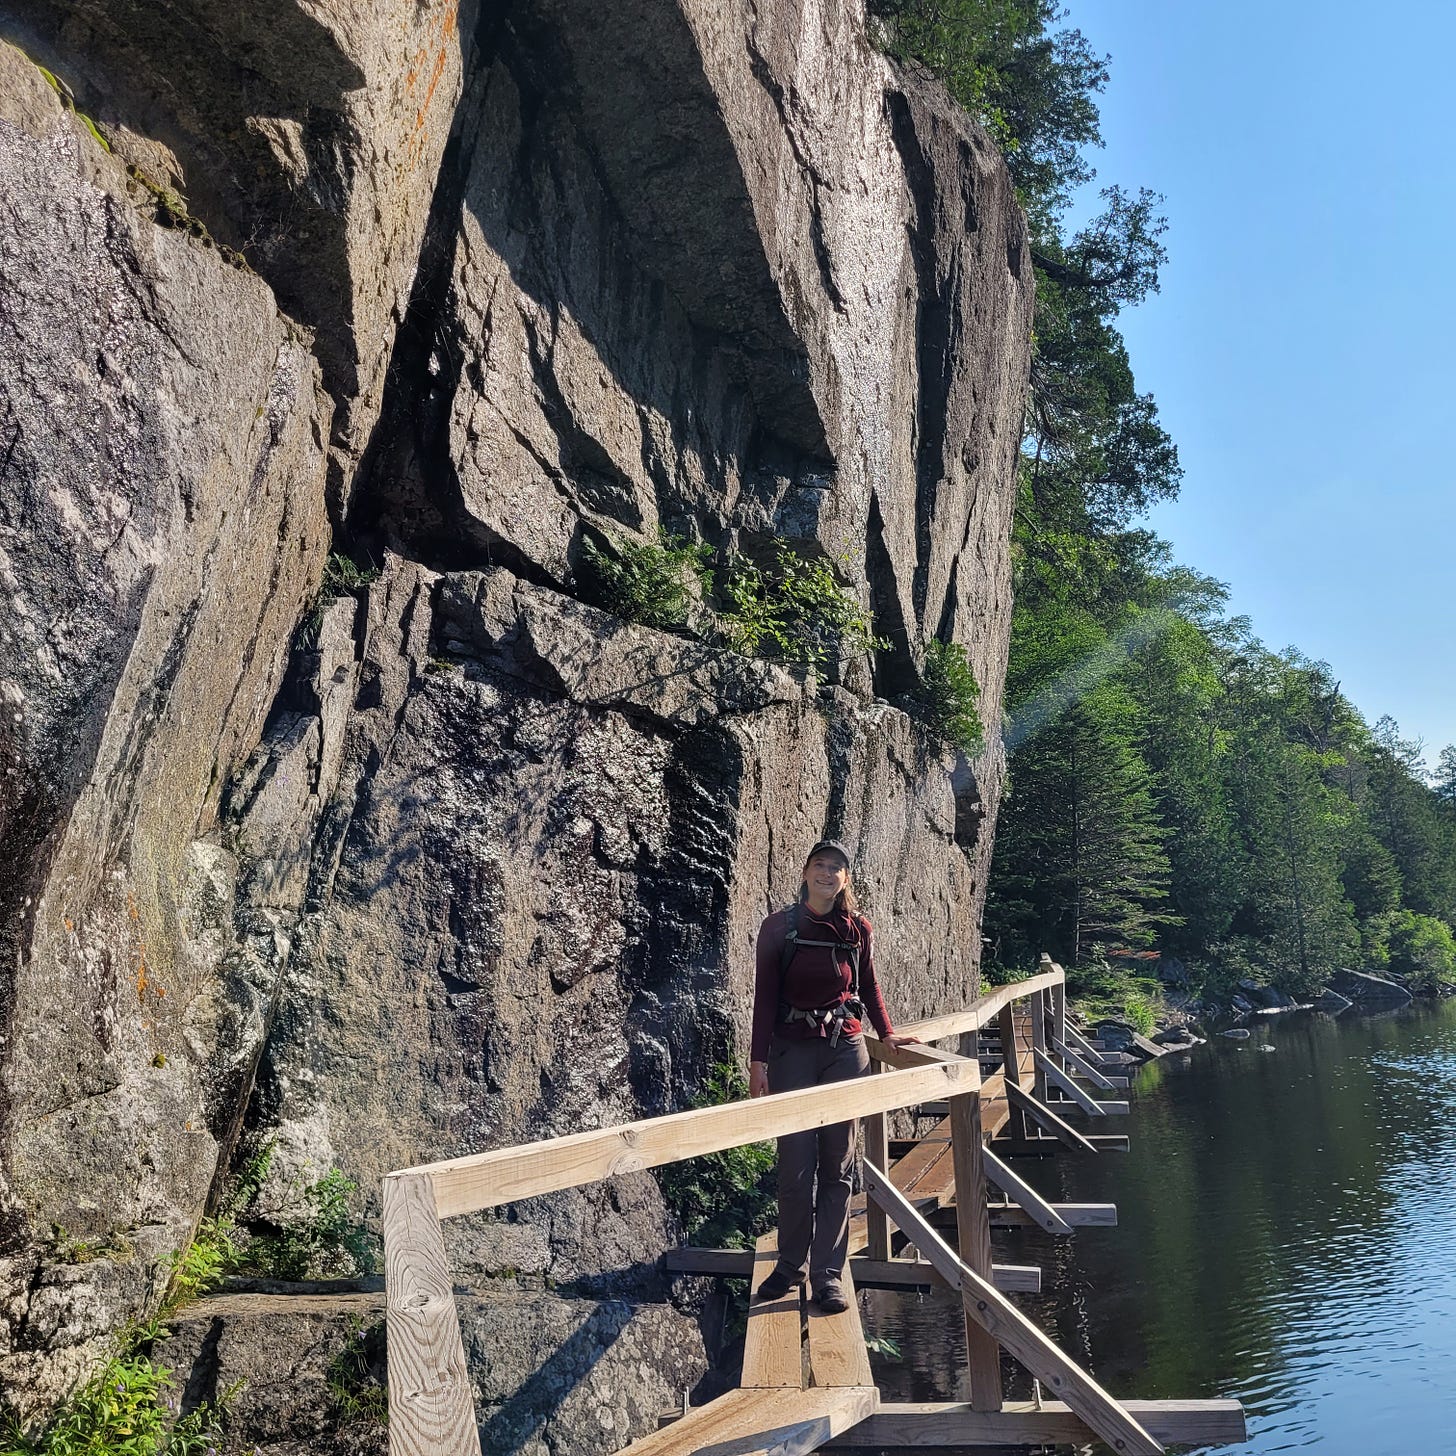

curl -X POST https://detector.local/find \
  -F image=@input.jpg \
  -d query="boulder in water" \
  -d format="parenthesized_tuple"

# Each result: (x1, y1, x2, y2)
(1221, 1028, 1252, 1040)
(1329, 969, 1413, 1006)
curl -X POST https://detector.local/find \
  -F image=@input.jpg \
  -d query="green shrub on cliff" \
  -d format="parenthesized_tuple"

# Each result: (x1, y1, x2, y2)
(717, 544, 886, 673)
(912, 639, 986, 756)
(3, 1355, 229, 1456)
(580, 530, 712, 632)
(238, 1169, 377, 1280)
(657, 1064, 775, 1250)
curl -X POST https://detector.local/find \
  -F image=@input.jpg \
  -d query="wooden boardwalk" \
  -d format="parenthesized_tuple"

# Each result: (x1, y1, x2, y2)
(381, 959, 1248, 1455)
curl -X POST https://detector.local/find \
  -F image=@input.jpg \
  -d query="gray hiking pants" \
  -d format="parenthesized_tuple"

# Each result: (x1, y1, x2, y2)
(767, 1032, 870, 1287)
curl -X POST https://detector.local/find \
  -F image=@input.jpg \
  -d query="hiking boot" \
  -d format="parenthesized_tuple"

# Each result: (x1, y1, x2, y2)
(754, 1267, 802, 1303)
(813, 1279, 849, 1314)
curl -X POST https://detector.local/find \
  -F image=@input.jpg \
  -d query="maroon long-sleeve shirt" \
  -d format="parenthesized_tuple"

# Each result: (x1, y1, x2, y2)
(750, 904, 895, 1063)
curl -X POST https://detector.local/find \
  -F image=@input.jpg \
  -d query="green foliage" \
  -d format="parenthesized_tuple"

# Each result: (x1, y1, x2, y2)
(867, 0, 1106, 219)
(912, 640, 986, 756)
(320, 552, 382, 596)
(165, 1217, 238, 1306)
(718, 545, 886, 673)
(1368, 910, 1456, 992)
(580, 531, 713, 632)
(657, 1064, 776, 1250)
(304, 553, 380, 643)
(47, 1225, 132, 1267)
(239, 1170, 378, 1281)
(326, 1319, 389, 1427)
(15, 46, 111, 154)
(3, 1356, 228, 1456)
(1066, 948, 1159, 1034)
(981, 962, 1031, 987)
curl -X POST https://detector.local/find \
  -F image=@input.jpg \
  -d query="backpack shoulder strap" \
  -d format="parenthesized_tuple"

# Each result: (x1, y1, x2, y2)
(778, 902, 801, 982)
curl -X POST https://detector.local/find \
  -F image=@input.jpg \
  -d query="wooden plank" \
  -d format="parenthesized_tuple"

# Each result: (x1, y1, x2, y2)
(1006, 1082, 1098, 1152)
(864, 1039, 969, 1071)
(383, 1172, 478, 1456)
(628, 1386, 878, 1455)
(824, 1398, 1247, 1448)
(806, 1264, 874, 1389)
(664, 1248, 1041, 1291)
(948, 1093, 1002, 1411)
(892, 969, 1064, 1045)
(861, 1161, 1164, 1456)
(743, 1232, 803, 1390)
(981, 1147, 1073, 1235)
(407, 1057, 978, 1218)
(1053, 1035, 1120, 1092)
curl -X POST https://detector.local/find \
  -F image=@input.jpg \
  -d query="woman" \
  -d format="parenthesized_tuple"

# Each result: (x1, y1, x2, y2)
(748, 839, 917, 1313)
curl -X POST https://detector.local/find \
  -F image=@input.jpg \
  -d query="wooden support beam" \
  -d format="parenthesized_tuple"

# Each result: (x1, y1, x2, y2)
(1053, 1035, 1120, 1092)
(743, 1232, 803, 1389)
(824, 1399, 1247, 1448)
(981, 1147, 1074, 1234)
(1048, 961, 1068, 1053)
(1046, 1093, 1132, 1117)
(1061, 1018, 1100, 1061)
(948, 1092, 1002, 1411)
(404, 1056, 978, 1217)
(630, 1386, 878, 1454)
(862, 1068, 890, 1262)
(1029, 989, 1049, 1103)
(1035, 1047, 1118, 1116)
(892, 969, 1064, 1045)
(383, 1173, 479, 1456)
(806, 1263, 874, 1389)
(664, 1248, 1041, 1292)
(993, 1135, 1129, 1157)
(940, 1202, 1118, 1230)
(862, 1161, 1164, 1456)
(1006, 1082, 1098, 1152)
(997, 1004, 1027, 1141)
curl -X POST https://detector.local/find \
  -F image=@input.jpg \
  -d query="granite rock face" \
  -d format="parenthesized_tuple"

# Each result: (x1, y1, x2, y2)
(0, 42, 331, 1409)
(3, 0, 471, 503)
(0, 0, 1032, 1447)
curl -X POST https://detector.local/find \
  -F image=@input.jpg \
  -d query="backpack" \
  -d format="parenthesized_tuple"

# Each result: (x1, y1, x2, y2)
(776, 904, 865, 1040)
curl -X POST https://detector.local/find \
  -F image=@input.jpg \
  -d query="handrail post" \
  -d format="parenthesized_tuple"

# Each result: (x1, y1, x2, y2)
(998, 1003, 1027, 1141)
(948, 1087, 1003, 1411)
(1030, 988, 1048, 1102)
(863, 1065, 891, 1261)
(1045, 956, 1068, 1052)
(384, 1172, 480, 1456)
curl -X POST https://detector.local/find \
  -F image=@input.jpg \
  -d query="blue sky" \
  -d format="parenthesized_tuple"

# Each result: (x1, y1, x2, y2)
(1060, 0, 1456, 763)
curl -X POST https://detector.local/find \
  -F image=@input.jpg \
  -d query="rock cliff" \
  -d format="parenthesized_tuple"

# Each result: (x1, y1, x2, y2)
(0, 1, 1032, 1448)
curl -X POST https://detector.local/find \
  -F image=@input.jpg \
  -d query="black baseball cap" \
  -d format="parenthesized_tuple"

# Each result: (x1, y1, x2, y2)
(804, 838, 853, 869)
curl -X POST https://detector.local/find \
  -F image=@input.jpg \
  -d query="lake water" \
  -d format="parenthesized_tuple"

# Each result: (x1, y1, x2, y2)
(862, 999, 1456, 1453)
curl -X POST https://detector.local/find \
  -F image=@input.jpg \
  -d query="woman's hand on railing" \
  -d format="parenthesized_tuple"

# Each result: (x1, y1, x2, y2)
(883, 1032, 921, 1049)
(749, 1062, 770, 1098)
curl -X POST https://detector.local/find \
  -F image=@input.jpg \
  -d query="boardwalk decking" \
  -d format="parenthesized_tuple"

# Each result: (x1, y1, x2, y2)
(382, 959, 1248, 1456)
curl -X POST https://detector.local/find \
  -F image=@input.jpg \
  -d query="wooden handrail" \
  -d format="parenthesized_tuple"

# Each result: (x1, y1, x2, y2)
(394, 1054, 979, 1218)
(893, 968, 1064, 1044)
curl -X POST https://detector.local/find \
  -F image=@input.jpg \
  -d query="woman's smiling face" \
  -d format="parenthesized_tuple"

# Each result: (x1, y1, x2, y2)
(803, 849, 850, 904)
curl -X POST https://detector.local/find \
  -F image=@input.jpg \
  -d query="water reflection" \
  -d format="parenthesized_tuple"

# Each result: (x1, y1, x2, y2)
(862, 1001, 1456, 1453)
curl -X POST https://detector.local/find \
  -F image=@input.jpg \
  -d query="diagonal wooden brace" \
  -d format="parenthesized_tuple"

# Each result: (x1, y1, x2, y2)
(862, 1160, 1165, 1456)
(1006, 1082, 1098, 1152)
